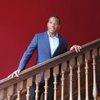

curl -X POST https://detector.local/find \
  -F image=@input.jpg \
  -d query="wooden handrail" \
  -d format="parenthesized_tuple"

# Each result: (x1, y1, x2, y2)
(0, 38, 100, 88)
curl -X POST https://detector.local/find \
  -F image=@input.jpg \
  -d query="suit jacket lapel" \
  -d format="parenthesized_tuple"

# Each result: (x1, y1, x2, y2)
(44, 32, 52, 57)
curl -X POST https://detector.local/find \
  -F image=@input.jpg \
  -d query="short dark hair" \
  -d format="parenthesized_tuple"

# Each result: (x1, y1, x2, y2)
(48, 15, 60, 24)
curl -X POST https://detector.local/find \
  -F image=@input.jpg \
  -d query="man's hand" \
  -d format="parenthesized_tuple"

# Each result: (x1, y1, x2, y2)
(70, 45, 81, 53)
(8, 69, 21, 78)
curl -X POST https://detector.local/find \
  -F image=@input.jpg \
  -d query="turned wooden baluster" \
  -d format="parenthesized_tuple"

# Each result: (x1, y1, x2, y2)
(0, 90, 4, 100)
(44, 69, 50, 100)
(69, 66, 73, 100)
(85, 52, 90, 100)
(77, 55, 82, 100)
(26, 77, 32, 100)
(77, 62, 81, 100)
(53, 65, 59, 100)
(16, 81, 23, 100)
(69, 59, 75, 100)
(7, 85, 14, 100)
(61, 61, 67, 100)
(92, 49, 98, 100)
(35, 73, 41, 100)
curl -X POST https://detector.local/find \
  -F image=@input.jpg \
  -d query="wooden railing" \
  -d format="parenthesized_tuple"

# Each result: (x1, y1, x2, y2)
(0, 38, 100, 100)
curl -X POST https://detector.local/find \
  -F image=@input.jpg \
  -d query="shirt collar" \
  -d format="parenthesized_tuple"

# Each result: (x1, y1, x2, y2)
(47, 31, 58, 38)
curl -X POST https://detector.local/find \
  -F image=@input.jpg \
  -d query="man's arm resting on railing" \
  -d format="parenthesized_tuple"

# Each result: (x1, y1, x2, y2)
(7, 45, 81, 78)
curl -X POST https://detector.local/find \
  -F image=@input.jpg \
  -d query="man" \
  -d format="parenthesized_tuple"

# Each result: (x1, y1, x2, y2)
(8, 15, 81, 100)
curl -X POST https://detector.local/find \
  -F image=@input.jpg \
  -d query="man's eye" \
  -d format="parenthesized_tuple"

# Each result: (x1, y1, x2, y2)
(49, 22, 52, 24)
(55, 23, 58, 25)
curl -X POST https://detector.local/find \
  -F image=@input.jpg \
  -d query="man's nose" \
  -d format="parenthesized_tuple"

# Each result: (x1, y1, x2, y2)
(51, 23, 55, 27)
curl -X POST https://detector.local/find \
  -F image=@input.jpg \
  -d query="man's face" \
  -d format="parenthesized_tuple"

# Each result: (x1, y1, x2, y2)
(47, 17, 60, 34)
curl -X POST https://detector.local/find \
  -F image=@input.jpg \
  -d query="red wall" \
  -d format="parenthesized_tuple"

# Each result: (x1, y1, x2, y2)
(0, 0, 100, 80)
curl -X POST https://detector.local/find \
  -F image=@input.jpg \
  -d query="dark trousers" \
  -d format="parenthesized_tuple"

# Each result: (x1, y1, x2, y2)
(30, 66, 61, 100)
(30, 82, 45, 100)
(30, 77, 54, 100)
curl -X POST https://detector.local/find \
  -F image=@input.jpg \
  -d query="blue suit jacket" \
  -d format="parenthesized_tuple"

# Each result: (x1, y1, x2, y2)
(18, 31, 68, 82)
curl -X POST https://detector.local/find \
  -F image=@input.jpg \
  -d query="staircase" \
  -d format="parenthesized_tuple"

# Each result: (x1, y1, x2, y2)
(0, 38, 100, 100)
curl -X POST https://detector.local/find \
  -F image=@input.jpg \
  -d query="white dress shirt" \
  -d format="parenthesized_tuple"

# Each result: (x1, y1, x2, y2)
(47, 31, 59, 56)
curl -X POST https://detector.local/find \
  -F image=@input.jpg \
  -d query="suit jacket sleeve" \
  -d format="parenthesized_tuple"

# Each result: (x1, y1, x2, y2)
(18, 34, 38, 70)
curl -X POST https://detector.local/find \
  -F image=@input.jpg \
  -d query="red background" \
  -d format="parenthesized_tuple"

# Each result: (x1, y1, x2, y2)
(0, 0, 100, 80)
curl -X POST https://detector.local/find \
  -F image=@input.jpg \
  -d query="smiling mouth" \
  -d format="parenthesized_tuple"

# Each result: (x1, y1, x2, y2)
(50, 28, 55, 31)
